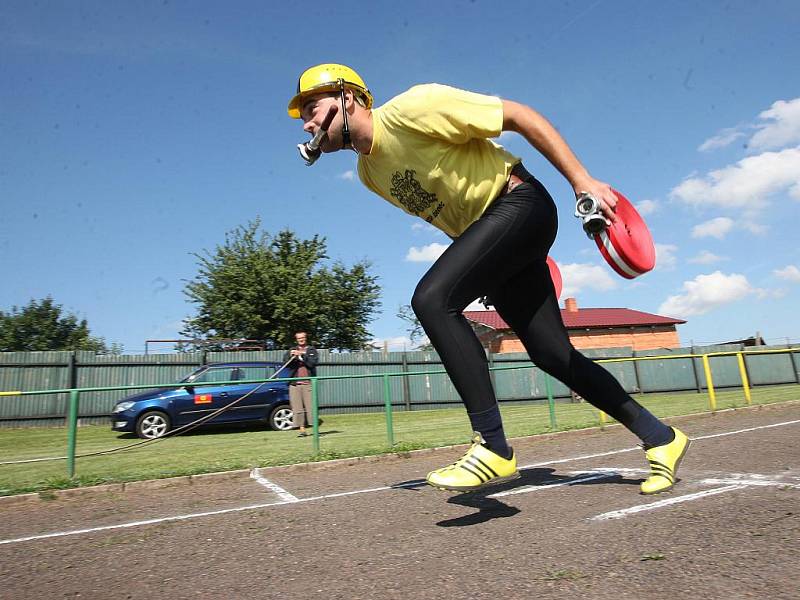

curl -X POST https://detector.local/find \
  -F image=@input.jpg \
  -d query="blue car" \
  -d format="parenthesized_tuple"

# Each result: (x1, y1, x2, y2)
(111, 361, 294, 439)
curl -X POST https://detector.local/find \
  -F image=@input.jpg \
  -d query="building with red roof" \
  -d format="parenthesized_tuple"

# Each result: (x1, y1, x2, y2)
(464, 297, 686, 353)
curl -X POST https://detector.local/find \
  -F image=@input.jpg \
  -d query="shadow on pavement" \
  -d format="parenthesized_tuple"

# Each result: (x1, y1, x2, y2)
(426, 468, 641, 528)
(437, 494, 521, 527)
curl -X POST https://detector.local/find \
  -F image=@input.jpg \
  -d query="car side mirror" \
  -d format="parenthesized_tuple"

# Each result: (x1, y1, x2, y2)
(184, 385, 194, 394)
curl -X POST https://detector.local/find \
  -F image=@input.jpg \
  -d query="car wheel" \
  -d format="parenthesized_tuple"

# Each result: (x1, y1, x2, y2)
(135, 410, 171, 439)
(268, 404, 294, 431)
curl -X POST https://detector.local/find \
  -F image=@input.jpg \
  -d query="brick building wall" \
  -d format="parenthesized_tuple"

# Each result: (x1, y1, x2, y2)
(468, 298, 685, 354)
(567, 326, 681, 351)
(478, 326, 681, 353)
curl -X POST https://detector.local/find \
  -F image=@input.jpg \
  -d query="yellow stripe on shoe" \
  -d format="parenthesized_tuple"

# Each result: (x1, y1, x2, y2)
(426, 433, 520, 492)
(640, 427, 690, 495)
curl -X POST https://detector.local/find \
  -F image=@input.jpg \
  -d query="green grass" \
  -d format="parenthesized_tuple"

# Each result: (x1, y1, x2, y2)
(0, 383, 796, 497)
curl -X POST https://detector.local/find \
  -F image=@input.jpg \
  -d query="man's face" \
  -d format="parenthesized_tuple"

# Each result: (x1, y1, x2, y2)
(295, 333, 307, 346)
(300, 92, 343, 152)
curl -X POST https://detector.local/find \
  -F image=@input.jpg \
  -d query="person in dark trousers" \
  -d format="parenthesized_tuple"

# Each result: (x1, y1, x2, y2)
(288, 63, 689, 493)
(283, 331, 319, 437)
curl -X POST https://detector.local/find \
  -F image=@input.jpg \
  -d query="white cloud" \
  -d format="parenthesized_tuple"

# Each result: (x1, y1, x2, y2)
(338, 170, 355, 181)
(688, 250, 725, 265)
(635, 199, 659, 216)
(689, 217, 765, 240)
(405, 242, 449, 262)
(758, 288, 786, 300)
(411, 222, 441, 235)
(774, 265, 800, 283)
(655, 243, 678, 271)
(658, 271, 756, 317)
(698, 97, 800, 154)
(698, 127, 746, 152)
(691, 217, 734, 239)
(560, 263, 618, 297)
(741, 221, 769, 235)
(749, 98, 800, 151)
(670, 147, 800, 210)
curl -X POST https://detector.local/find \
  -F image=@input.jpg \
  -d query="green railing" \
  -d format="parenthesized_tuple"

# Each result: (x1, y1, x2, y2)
(0, 347, 796, 478)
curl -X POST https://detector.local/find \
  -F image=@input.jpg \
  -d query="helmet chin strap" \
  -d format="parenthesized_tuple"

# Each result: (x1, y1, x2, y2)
(337, 78, 353, 151)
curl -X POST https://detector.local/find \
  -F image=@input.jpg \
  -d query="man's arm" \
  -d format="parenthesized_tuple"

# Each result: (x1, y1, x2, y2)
(303, 347, 319, 369)
(502, 99, 617, 221)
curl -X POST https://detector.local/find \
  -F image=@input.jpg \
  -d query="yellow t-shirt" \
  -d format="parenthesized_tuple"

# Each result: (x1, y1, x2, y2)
(357, 84, 520, 238)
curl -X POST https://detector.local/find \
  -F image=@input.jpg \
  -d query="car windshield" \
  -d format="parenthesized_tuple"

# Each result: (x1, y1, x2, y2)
(235, 366, 275, 381)
(179, 365, 277, 384)
(180, 367, 208, 384)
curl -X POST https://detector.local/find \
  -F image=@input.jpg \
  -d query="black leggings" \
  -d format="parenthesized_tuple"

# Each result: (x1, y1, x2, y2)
(411, 166, 636, 422)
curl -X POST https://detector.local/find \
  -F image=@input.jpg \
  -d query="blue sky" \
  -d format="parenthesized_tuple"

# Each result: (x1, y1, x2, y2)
(2, 1, 799, 353)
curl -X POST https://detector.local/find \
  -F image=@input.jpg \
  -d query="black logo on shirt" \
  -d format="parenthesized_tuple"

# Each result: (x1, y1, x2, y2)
(390, 170, 438, 215)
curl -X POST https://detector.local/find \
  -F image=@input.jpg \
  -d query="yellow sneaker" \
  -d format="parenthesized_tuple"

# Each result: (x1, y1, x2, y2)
(426, 433, 520, 492)
(640, 427, 690, 495)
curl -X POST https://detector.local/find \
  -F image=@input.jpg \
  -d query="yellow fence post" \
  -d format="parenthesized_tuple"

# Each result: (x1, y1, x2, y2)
(599, 410, 608, 430)
(702, 354, 717, 412)
(736, 352, 752, 405)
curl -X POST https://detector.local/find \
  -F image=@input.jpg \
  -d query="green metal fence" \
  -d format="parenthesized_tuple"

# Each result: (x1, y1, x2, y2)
(1, 347, 797, 479)
(1, 344, 798, 427)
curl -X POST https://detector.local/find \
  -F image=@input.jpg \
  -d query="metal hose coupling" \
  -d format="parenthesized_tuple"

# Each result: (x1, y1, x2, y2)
(297, 104, 339, 166)
(574, 192, 609, 237)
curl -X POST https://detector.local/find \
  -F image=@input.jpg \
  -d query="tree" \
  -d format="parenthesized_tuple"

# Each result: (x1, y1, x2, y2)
(397, 304, 433, 350)
(0, 297, 111, 352)
(182, 220, 382, 351)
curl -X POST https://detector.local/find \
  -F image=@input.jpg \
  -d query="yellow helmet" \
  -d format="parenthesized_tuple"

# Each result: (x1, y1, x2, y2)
(287, 63, 373, 119)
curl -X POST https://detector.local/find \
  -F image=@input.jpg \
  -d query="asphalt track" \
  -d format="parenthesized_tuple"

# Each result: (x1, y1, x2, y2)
(1, 403, 798, 599)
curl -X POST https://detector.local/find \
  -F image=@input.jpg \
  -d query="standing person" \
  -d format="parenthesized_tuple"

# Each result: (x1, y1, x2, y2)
(288, 64, 690, 493)
(283, 331, 319, 437)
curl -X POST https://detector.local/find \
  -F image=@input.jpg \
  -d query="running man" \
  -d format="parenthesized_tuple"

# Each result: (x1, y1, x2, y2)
(288, 63, 689, 494)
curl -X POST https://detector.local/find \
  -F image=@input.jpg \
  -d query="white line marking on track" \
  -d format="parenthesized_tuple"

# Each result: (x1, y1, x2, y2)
(250, 468, 299, 502)
(519, 447, 639, 470)
(573, 467, 648, 475)
(489, 472, 617, 497)
(591, 485, 749, 521)
(2, 418, 797, 546)
(700, 478, 800, 489)
(0, 481, 423, 546)
(517, 418, 800, 471)
(692, 419, 800, 441)
(0, 501, 293, 546)
(577, 468, 800, 489)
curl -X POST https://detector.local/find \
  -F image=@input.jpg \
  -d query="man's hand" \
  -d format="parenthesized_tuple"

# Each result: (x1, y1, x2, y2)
(572, 176, 618, 223)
